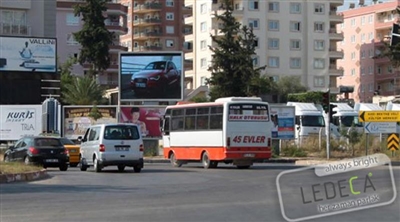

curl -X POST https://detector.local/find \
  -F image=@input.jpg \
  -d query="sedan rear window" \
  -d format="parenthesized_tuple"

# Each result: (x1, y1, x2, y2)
(60, 138, 75, 145)
(104, 125, 140, 140)
(35, 138, 62, 146)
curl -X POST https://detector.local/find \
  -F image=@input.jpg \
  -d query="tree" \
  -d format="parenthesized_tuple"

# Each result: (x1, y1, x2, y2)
(88, 103, 103, 121)
(340, 124, 362, 157)
(276, 76, 308, 102)
(62, 75, 107, 105)
(206, 0, 269, 101)
(73, 0, 113, 76)
(60, 57, 77, 105)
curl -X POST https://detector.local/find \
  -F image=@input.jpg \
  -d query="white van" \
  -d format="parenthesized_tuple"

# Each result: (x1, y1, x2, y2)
(78, 123, 144, 173)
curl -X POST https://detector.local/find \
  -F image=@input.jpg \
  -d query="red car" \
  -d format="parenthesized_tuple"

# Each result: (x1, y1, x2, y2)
(130, 61, 181, 96)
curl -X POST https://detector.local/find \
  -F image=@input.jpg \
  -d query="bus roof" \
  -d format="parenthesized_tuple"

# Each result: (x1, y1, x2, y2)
(215, 97, 263, 102)
(166, 97, 266, 109)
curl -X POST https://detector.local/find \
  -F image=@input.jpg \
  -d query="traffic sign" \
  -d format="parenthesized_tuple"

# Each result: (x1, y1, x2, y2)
(364, 122, 397, 134)
(387, 133, 399, 151)
(358, 111, 400, 122)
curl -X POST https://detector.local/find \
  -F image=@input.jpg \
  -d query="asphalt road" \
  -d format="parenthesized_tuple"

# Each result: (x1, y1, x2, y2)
(1, 163, 399, 222)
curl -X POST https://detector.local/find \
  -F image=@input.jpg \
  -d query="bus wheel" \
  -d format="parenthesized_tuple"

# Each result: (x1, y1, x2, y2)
(237, 165, 251, 169)
(170, 153, 182, 167)
(202, 152, 212, 169)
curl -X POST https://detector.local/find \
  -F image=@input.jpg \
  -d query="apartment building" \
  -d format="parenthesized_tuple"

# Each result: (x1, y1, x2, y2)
(184, 0, 344, 95)
(338, 0, 400, 103)
(119, 0, 189, 52)
(56, 0, 128, 89)
(0, 0, 56, 37)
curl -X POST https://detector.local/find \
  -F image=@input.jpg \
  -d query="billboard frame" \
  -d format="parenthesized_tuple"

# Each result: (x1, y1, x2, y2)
(61, 105, 118, 138)
(118, 51, 184, 102)
(0, 35, 57, 73)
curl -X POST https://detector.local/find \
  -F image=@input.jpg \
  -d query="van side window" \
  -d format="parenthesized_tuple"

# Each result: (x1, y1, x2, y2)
(88, 127, 100, 141)
(83, 128, 90, 142)
(295, 116, 300, 125)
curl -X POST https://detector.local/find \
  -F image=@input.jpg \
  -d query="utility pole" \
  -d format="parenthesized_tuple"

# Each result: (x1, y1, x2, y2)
(322, 89, 330, 159)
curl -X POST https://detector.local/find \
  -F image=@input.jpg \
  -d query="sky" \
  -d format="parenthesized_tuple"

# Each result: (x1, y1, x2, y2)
(338, 0, 392, 11)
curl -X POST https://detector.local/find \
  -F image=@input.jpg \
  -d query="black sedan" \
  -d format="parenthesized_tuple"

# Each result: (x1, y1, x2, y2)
(3, 136, 69, 171)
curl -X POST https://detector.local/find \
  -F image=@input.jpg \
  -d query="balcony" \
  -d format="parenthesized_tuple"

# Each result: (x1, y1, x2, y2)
(329, 49, 344, 59)
(210, 28, 224, 37)
(133, 18, 161, 27)
(0, 0, 31, 9)
(329, 0, 344, 6)
(0, 23, 31, 36)
(329, 11, 343, 23)
(105, 21, 128, 34)
(182, 6, 192, 14)
(375, 18, 397, 30)
(232, 7, 244, 16)
(109, 43, 128, 52)
(184, 0, 194, 7)
(184, 31, 194, 42)
(329, 65, 344, 77)
(105, 3, 128, 15)
(184, 16, 194, 25)
(329, 29, 344, 41)
(184, 60, 193, 69)
(185, 51, 194, 60)
(185, 69, 195, 78)
(133, 31, 163, 40)
(132, 45, 163, 52)
(133, 2, 162, 13)
(374, 57, 390, 64)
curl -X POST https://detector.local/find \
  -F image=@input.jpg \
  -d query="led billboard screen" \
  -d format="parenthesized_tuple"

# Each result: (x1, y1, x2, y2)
(0, 36, 57, 73)
(119, 52, 183, 101)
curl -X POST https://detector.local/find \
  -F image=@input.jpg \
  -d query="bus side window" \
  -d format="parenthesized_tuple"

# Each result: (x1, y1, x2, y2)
(210, 114, 222, 130)
(196, 115, 209, 130)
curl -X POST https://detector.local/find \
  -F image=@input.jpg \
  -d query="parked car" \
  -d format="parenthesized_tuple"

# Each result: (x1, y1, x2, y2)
(60, 137, 80, 167)
(130, 60, 180, 96)
(78, 123, 144, 173)
(3, 136, 69, 171)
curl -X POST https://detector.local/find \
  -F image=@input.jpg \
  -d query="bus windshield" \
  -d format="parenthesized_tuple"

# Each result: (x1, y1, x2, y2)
(341, 116, 363, 127)
(301, 115, 325, 127)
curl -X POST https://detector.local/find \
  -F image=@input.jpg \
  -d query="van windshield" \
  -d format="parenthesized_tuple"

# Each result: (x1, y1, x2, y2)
(301, 115, 325, 127)
(104, 125, 140, 140)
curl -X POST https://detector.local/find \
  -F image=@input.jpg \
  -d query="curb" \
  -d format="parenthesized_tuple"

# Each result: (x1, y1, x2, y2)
(0, 169, 49, 184)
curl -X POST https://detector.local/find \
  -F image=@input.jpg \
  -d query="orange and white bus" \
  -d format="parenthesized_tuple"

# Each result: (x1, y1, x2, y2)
(161, 97, 273, 169)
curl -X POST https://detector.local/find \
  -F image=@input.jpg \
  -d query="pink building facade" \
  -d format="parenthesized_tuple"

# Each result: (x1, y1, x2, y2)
(338, 0, 400, 103)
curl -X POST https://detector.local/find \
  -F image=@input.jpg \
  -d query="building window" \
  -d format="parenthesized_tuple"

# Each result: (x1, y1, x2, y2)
(66, 13, 79, 26)
(361, 67, 365, 75)
(200, 40, 207, 50)
(314, 76, 325, 87)
(388, 65, 393, 73)
(253, 38, 259, 48)
(314, 22, 324, 32)
(200, 76, 207, 86)
(290, 3, 301, 14)
(249, 0, 259, 10)
(361, 16, 365, 25)
(166, 39, 174, 47)
(268, 20, 279, 31)
(201, 22, 207, 32)
(368, 15, 373, 23)
(248, 19, 259, 29)
(290, 21, 301, 32)
(201, 58, 207, 68)
(268, 2, 279, 12)
(314, 40, 324, 50)
(200, 3, 207, 14)
(268, 57, 279, 68)
(166, 26, 174, 34)
(351, 68, 355, 76)
(268, 38, 279, 49)
(351, 52, 355, 60)
(361, 50, 365, 59)
(252, 56, 259, 67)
(351, 18, 355, 26)
(369, 66, 373, 74)
(369, 83, 374, 92)
(351, 35, 355, 43)
(66, 33, 78, 45)
(290, 39, 301, 50)
(314, 3, 324, 14)
(360, 84, 365, 93)
(361, 33, 365, 42)
(166, 0, 174, 7)
(290, 58, 301, 69)
(377, 66, 382, 74)
(369, 49, 374, 58)
(166, 13, 174, 20)
(313, 58, 325, 69)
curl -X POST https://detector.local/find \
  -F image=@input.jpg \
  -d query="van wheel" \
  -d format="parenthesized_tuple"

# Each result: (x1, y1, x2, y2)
(118, 165, 125, 172)
(59, 164, 68, 171)
(93, 156, 102, 172)
(80, 158, 88, 171)
(170, 153, 182, 167)
(133, 166, 141, 173)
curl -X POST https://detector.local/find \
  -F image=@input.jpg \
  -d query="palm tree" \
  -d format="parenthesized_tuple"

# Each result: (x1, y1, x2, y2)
(62, 75, 106, 105)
